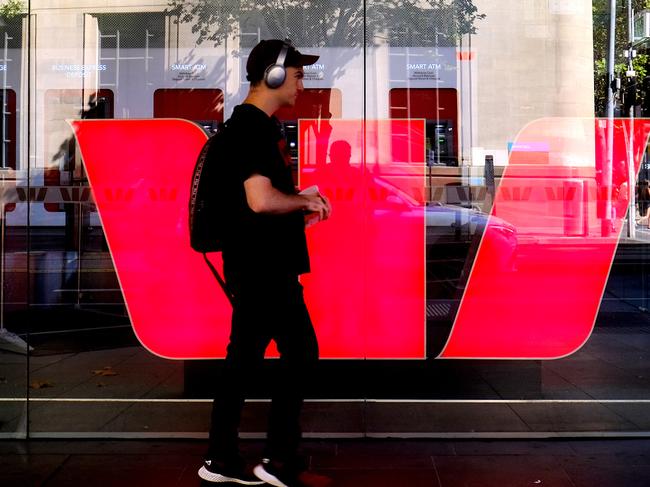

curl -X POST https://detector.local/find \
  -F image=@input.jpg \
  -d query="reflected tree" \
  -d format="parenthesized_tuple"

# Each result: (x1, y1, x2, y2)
(166, 0, 485, 47)
(593, 0, 650, 116)
(0, 0, 25, 20)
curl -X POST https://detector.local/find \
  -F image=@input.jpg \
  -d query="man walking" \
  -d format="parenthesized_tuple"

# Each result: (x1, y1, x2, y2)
(198, 39, 332, 487)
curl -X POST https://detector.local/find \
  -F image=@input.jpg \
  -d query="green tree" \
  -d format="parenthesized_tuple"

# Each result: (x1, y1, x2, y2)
(0, 0, 25, 19)
(593, 0, 650, 116)
(166, 0, 485, 48)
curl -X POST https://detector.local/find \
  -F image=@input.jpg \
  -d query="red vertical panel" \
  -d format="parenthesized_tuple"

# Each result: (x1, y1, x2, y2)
(2, 89, 16, 211)
(71, 119, 232, 358)
(153, 89, 224, 122)
(299, 119, 427, 359)
(2, 89, 16, 170)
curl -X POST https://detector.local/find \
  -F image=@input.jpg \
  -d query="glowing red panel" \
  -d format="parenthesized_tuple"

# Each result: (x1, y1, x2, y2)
(70, 119, 233, 358)
(440, 118, 650, 359)
(299, 120, 427, 359)
(71, 118, 426, 359)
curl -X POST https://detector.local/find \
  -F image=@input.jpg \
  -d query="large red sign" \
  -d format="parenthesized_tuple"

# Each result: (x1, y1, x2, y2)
(70, 117, 650, 360)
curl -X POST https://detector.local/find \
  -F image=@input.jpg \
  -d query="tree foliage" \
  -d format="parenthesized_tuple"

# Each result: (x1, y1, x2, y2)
(0, 0, 26, 19)
(593, 0, 650, 116)
(166, 0, 485, 48)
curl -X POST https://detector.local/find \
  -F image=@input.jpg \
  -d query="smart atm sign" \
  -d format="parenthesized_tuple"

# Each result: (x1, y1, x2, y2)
(70, 118, 650, 360)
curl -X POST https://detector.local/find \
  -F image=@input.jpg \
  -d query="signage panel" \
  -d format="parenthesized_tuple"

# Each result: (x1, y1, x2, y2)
(389, 47, 457, 88)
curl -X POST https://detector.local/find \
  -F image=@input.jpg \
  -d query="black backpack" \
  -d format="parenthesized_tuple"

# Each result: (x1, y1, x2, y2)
(189, 121, 228, 253)
(188, 121, 233, 303)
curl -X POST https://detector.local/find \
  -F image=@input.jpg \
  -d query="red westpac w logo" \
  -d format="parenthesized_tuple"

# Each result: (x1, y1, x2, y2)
(70, 118, 649, 360)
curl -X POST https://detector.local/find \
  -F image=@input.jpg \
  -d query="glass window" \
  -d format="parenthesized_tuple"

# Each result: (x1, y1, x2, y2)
(1, 0, 647, 438)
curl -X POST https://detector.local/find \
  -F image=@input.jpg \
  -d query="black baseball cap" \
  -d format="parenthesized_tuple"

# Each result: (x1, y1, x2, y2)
(246, 39, 320, 82)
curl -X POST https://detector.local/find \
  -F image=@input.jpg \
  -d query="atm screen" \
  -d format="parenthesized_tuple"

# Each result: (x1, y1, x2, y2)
(426, 120, 455, 166)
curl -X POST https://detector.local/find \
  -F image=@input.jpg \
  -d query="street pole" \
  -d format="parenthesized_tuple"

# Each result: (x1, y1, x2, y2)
(605, 0, 617, 237)
(627, 0, 637, 239)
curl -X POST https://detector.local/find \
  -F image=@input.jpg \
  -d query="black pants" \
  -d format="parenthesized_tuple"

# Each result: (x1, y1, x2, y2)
(207, 272, 319, 463)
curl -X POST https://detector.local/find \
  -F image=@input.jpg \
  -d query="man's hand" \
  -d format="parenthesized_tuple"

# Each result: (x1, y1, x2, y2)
(301, 192, 331, 222)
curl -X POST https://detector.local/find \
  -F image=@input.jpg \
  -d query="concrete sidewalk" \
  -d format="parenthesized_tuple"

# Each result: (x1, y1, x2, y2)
(2, 438, 650, 486)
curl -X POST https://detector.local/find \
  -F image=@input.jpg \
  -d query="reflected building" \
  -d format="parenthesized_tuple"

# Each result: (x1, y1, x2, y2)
(4, 0, 650, 442)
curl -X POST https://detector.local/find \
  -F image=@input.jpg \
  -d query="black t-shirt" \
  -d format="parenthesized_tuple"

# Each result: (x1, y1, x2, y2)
(211, 103, 310, 278)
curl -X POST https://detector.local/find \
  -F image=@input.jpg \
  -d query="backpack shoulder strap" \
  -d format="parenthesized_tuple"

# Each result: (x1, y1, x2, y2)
(202, 253, 234, 306)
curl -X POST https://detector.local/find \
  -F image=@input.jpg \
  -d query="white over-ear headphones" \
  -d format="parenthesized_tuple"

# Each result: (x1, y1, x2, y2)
(264, 39, 292, 89)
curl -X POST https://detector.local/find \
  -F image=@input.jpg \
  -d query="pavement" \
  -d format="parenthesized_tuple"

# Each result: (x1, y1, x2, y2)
(2, 231, 650, 485)
(3, 438, 650, 486)
(3, 319, 650, 436)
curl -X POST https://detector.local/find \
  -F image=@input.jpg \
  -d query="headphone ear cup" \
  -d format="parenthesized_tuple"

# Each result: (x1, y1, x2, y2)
(264, 64, 286, 89)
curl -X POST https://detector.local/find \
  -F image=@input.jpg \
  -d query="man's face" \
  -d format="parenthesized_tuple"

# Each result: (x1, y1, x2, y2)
(277, 66, 304, 107)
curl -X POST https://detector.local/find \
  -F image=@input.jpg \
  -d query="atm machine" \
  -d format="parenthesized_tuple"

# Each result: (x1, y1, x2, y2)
(428, 120, 454, 165)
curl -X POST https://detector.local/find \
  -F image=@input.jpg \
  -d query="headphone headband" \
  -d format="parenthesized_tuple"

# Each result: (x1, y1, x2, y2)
(264, 38, 293, 89)
(276, 39, 291, 67)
